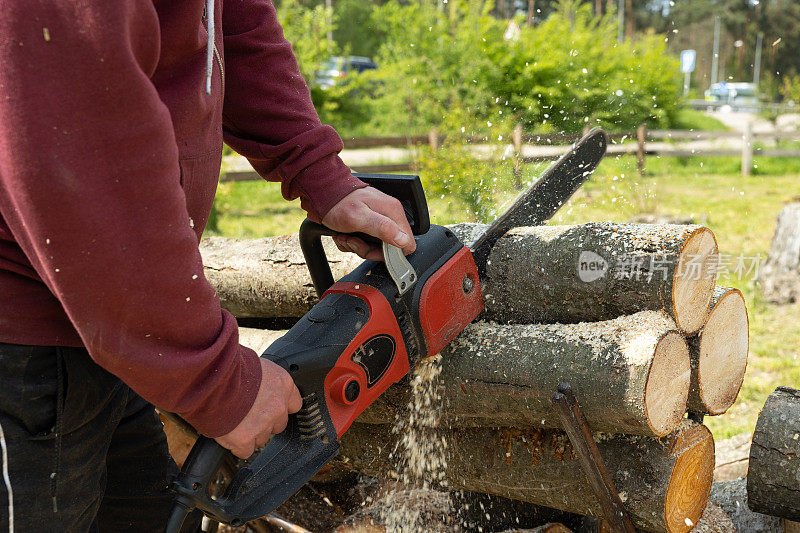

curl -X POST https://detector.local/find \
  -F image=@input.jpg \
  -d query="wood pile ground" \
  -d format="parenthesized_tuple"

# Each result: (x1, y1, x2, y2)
(183, 220, 758, 533)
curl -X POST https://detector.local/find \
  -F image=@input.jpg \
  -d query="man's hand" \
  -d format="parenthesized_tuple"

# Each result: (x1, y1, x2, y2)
(215, 358, 302, 459)
(322, 186, 417, 261)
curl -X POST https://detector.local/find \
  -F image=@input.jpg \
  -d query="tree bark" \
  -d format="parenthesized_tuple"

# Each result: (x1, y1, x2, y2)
(527, 0, 536, 25)
(710, 478, 782, 533)
(687, 286, 749, 415)
(760, 202, 800, 304)
(483, 222, 718, 334)
(747, 386, 800, 521)
(692, 502, 735, 532)
(337, 421, 715, 533)
(201, 223, 719, 335)
(625, 0, 634, 38)
(200, 234, 361, 318)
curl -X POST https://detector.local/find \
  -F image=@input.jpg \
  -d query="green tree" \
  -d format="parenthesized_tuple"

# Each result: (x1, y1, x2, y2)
(332, 0, 384, 58)
(275, 0, 336, 82)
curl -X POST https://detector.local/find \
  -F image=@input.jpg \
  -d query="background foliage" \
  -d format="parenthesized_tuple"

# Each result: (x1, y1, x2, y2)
(276, 0, 683, 138)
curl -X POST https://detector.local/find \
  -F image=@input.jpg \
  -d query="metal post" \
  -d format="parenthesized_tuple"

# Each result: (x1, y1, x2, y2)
(617, 0, 624, 43)
(711, 16, 721, 86)
(684, 71, 691, 97)
(753, 32, 763, 89)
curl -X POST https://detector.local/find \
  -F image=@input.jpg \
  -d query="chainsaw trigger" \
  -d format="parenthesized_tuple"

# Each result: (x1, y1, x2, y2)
(382, 242, 417, 295)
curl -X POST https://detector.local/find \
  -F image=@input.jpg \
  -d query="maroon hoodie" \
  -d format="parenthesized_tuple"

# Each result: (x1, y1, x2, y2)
(0, 0, 365, 436)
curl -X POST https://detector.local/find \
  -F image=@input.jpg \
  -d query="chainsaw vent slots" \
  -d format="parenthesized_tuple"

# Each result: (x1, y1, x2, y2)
(296, 394, 326, 440)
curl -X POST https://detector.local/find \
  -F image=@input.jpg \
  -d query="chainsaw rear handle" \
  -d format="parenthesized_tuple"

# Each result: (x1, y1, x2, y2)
(298, 173, 430, 297)
(298, 220, 339, 297)
(166, 435, 230, 530)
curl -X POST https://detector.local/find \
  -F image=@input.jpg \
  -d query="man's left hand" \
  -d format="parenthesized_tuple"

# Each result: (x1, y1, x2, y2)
(322, 185, 417, 261)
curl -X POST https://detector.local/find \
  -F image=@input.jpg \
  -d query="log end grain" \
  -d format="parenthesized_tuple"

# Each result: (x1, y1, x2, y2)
(673, 227, 719, 335)
(645, 331, 692, 437)
(664, 422, 716, 533)
(691, 288, 749, 415)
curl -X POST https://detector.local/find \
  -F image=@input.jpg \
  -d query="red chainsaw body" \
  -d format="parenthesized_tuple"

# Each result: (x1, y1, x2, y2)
(321, 245, 483, 437)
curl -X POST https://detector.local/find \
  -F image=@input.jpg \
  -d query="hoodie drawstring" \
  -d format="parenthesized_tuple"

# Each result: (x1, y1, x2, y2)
(205, 0, 215, 94)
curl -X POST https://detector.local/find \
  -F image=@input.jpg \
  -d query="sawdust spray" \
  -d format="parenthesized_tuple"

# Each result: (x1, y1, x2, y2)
(379, 353, 454, 532)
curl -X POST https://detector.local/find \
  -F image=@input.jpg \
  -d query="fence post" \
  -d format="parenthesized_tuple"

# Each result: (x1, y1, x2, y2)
(428, 128, 439, 151)
(636, 124, 647, 177)
(513, 123, 524, 188)
(741, 121, 753, 177)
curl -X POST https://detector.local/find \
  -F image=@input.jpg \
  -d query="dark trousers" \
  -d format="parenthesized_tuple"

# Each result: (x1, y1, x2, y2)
(0, 342, 200, 532)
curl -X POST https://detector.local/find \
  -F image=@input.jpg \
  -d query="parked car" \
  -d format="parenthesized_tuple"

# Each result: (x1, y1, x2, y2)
(704, 82, 760, 111)
(314, 56, 378, 89)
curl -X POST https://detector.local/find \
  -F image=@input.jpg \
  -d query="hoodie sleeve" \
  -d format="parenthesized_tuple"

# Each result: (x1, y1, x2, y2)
(221, 0, 366, 222)
(0, 0, 260, 437)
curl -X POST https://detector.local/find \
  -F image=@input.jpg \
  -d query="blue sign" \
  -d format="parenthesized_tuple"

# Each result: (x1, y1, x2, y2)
(681, 49, 697, 73)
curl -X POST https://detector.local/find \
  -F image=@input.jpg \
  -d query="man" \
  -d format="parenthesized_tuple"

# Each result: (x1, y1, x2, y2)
(0, 0, 415, 530)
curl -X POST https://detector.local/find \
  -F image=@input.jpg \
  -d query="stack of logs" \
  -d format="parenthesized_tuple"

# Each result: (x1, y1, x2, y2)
(201, 221, 751, 533)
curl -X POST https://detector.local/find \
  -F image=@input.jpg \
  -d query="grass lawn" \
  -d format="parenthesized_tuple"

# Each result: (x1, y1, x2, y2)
(207, 153, 800, 441)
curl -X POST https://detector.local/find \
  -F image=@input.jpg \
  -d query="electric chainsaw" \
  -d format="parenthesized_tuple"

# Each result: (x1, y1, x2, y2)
(164, 128, 608, 532)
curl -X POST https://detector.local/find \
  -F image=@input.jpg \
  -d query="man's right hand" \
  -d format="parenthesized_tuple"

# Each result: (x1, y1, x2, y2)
(214, 358, 302, 459)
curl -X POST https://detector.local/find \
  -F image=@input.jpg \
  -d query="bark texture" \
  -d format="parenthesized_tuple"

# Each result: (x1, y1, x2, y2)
(760, 203, 800, 304)
(363, 310, 688, 436)
(200, 234, 361, 318)
(687, 286, 749, 415)
(747, 386, 800, 521)
(692, 502, 735, 532)
(483, 222, 718, 334)
(710, 478, 782, 533)
(337, 420, 715, 533)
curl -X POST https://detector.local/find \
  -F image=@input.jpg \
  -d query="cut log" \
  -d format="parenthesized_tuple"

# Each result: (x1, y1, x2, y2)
(238, 326, 287, 354)
(200, 223, 718, 335)
(357, 310, 690, 437)
(244, 310, 689, 436)
(483, 222, 718, 334)
(710, 478, 782, 533)
(759, 202, 800, 304)
(687, 286, 749, 415)
(691, 502, 735, 532)
(337, 420, 715, 533)
(201, 234, 361, 318)
(747, 386, 800, 521)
